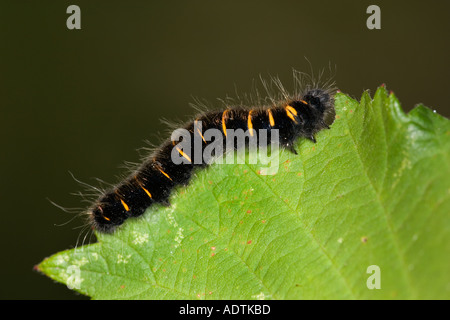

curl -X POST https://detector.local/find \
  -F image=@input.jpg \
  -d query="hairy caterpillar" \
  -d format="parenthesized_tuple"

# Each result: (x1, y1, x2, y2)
(85, 70, 336, 233)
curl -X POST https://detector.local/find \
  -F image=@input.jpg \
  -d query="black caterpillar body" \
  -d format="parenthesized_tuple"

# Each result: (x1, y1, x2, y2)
(88, 75, 336, 233)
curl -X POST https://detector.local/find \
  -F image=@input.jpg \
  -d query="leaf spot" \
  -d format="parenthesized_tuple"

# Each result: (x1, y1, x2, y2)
(132, 231, 149, 245)
(117, 254, 131, 264)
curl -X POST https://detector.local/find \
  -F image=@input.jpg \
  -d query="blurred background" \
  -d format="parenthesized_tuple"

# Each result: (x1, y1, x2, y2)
(1, 0, 449, 299)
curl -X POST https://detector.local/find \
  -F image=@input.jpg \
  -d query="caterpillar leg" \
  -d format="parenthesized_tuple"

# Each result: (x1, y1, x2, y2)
(160, 199, 171, 207)
(285, 143, 298, 155)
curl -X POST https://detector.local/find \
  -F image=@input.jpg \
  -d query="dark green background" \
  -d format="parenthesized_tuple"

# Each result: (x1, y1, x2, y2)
(1, 1, 449, 299)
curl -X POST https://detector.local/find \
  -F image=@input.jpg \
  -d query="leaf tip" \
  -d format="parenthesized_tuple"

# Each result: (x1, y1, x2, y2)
(33, 263, 42, 273)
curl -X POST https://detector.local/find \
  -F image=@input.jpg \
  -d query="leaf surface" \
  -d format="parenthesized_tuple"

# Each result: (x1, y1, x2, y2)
(38, 87, 450, 299)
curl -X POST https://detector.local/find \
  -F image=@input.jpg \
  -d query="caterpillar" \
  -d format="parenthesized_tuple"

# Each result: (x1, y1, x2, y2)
(87, 70, 336, 233)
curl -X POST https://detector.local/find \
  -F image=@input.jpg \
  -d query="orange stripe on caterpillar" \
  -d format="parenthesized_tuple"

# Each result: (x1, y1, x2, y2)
(222, 109, 229, 137)
(247, 110, 255, 137)
(120, 199, 130, 211)
(158, 167, 173, 181)
(176, 145, 192, 163)
(268, 109, 275, 127)
(285, 105, 298, 123)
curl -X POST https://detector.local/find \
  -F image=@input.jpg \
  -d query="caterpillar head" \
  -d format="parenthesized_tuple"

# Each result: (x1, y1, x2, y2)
(302, 88, 336, 128)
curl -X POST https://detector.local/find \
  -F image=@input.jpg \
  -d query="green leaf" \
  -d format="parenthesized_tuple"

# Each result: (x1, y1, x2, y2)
(37, 87, 450, 299)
